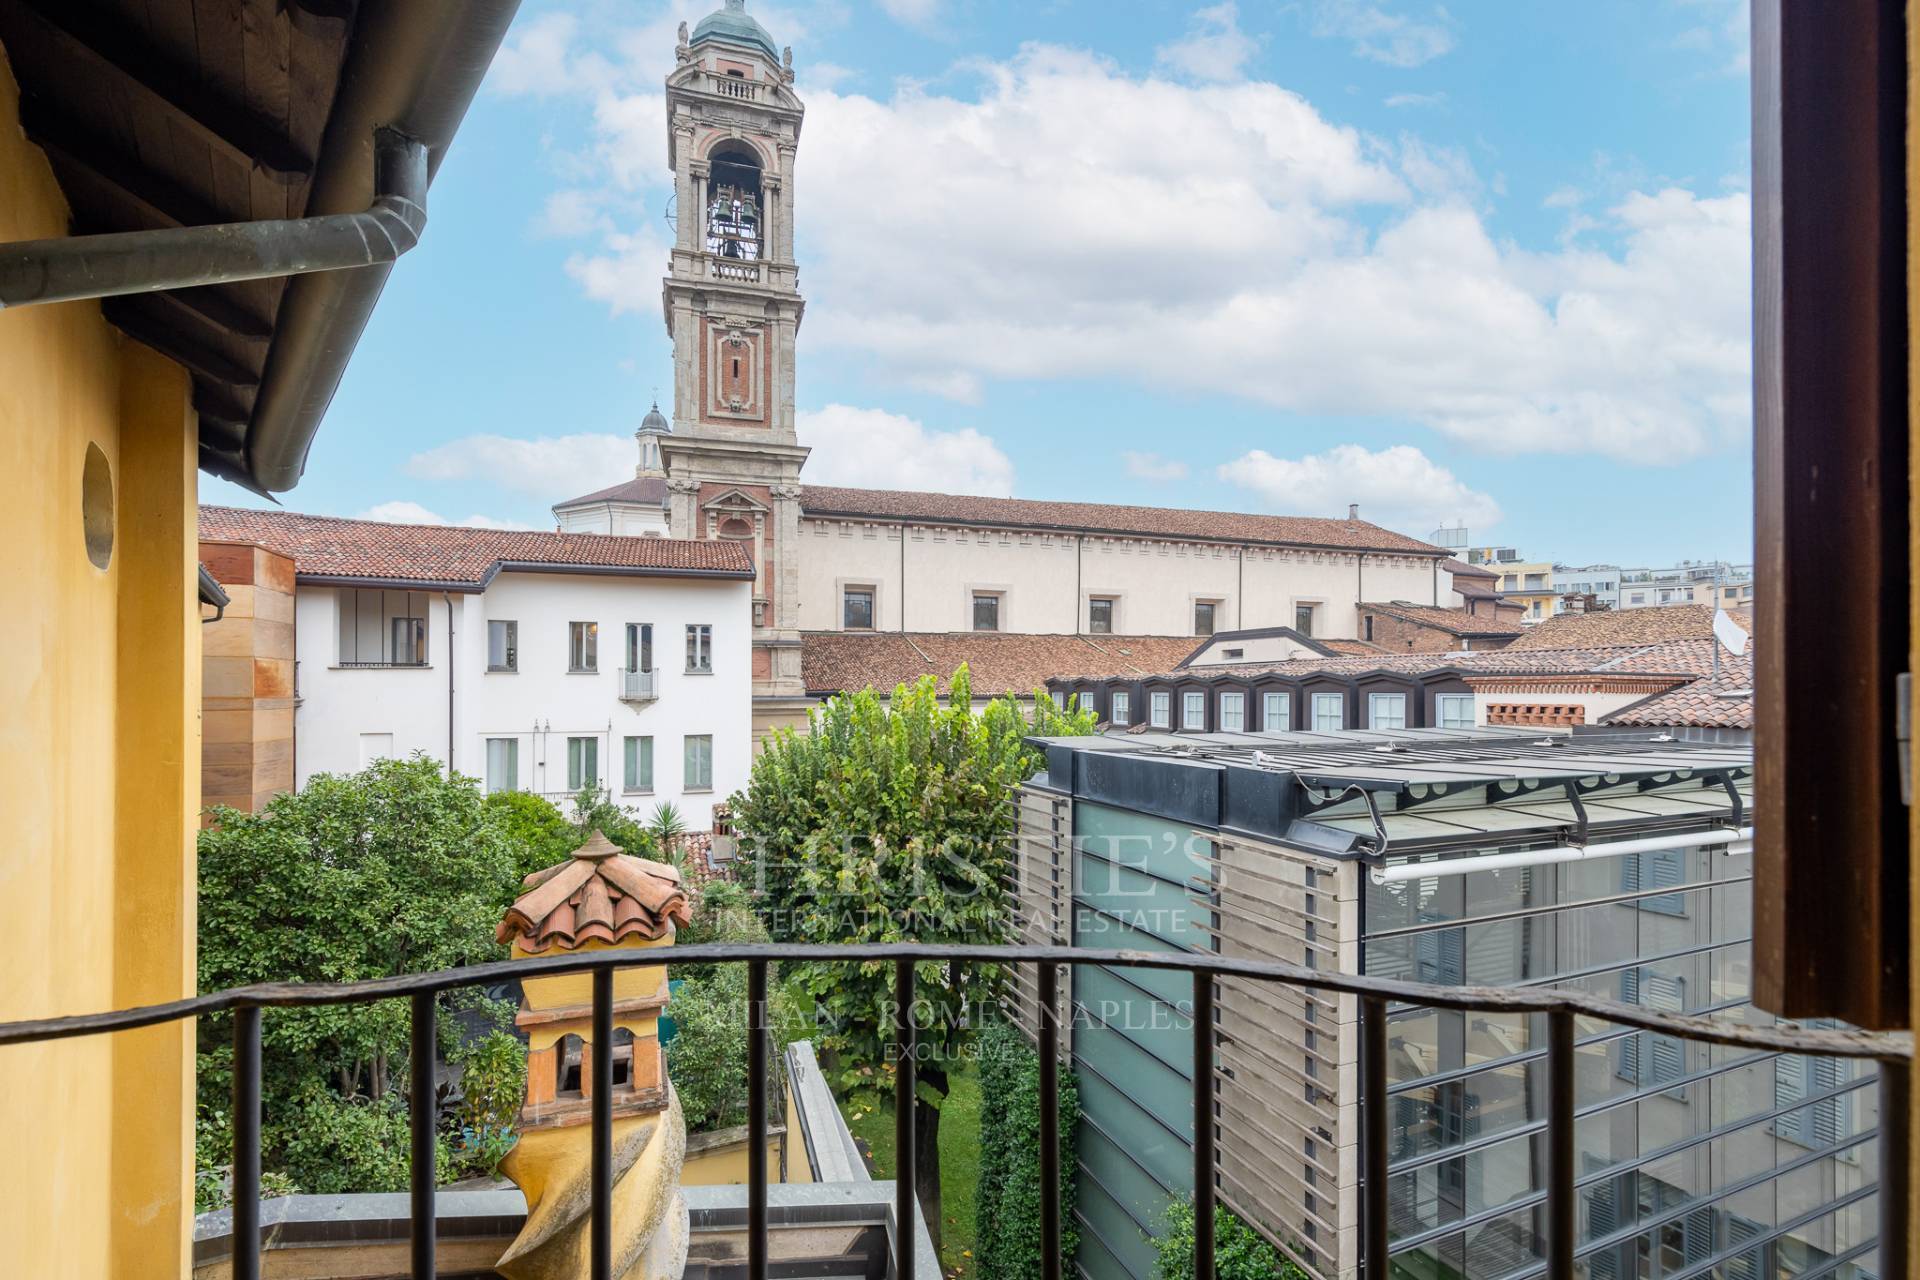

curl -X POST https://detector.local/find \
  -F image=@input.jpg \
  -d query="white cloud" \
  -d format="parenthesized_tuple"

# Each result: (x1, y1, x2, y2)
(1123, 451, 1190, 482)
(487, 13, 585, 96)
(403, 432, 636, 501)
(1383, 91, 1446, 109)
(796, 404, 1015, 495)
(878, 0, 941, 30)
(535, 189, 611, 238)
(1217, 444, 1500, 533)
(355, 501, 531, 531)
(1156, 4, 1260, 83)
(529, 25, 1752, 464)
(1673, 0, 1750, 76)
(1307, 1, 1456, 68)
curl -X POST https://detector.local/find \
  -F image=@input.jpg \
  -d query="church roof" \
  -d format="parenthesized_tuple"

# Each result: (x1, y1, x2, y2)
(639, 402, 671, 434)
(553, 475, 670, 511)
(798, 486, 1446, 555)
(691, 0, 778, 61)
(496, 831, 692, 954)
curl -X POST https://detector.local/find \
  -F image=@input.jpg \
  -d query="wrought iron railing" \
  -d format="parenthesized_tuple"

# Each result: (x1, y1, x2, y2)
(0, 942, 1908, 1280)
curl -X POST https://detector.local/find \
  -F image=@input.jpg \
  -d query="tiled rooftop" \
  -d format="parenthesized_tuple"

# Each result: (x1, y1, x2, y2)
(552, 475, 669, 509)
(199, 505, 754, 587)
(496, 831, 692, 954)
(1602, 651, 1755, 729)
(1360, 600, 1526, 637)
(798, 486, 1446, 555)
(801, 632, 1201, 697)
(1504, 603, 1750, 651)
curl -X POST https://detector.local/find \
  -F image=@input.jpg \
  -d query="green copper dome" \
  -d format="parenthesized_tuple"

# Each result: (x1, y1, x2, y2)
(690, 0, 779, 62)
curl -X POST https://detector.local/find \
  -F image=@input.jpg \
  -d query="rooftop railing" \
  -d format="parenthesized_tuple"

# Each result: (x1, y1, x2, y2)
(0, 941, 1908, 1280)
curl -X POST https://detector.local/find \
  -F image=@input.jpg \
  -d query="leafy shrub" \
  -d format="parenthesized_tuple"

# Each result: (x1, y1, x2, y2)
(274, 1090, 421, 1195)
(975, 1020, 1079, 1280)
(667, 890, 786, 1132)
(1155, 1200, 1312, 1280)
(484, 789, 579, 887)
(448, 1029, 525, 1178)
(570, 789, 657, 858)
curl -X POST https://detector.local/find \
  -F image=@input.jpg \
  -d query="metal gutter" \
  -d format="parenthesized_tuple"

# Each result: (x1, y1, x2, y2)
(292, 560, 758, 593)
(0, 127, 426, 309)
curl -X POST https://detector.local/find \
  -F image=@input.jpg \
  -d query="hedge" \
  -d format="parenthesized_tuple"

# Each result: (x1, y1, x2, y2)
(1155, 1200, 1313, 1280)
(975, 1020, 1079, 1280)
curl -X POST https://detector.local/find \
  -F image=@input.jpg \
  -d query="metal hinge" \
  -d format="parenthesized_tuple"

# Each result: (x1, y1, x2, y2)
(1899, 671, 1912, 807)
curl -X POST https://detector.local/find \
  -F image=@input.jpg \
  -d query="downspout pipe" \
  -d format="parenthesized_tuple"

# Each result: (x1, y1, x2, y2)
(0, 127, 428, 309)
(1370, 825, 1755, 884)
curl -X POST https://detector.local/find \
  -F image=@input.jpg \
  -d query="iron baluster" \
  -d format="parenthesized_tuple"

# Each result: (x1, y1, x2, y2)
(409, 991, 437, 1280)
(748, 959, 769, 1280)
(591, 967, 613, 1280)
(232, 1005, 262, 1280)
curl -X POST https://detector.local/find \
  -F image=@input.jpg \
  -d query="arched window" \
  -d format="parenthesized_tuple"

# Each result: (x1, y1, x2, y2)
(706, 142, 763, 261)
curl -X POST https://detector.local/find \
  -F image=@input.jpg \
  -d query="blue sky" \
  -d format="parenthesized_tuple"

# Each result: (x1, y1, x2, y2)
(206, 0, 1753, 567)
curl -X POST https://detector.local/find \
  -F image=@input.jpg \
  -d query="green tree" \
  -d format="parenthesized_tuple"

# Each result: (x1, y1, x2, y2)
(197, 755, 521, 1192)
(729, 668, 1094, 1248)
(484, 788, 579, 887)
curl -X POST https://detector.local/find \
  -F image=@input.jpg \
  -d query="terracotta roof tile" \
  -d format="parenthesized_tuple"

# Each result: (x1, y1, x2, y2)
(497, 831, 692, 954)
(553, 476, 669, 509)
(1317, 638, 1392, 655)
(798, 486, 1445, 555)
(1603, 649, 1754, 729)
(1360, 601, 1525, 637)
(199, 505, 752, 587)
(801, 632, 1201, 697)
(1504, 604, 1748, 651)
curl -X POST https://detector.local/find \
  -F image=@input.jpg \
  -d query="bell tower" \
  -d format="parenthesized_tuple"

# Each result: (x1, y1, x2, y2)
(661, 0, 810, 729)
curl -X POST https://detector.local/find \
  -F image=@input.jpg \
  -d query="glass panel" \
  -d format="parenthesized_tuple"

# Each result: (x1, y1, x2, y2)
(568, 736, 598, 790)
(624, 736, 653, 791)
(684, 734, 713, 788)
(1313, 692, 1343, 730)
(843, 589, 874, 629)
(1150, 691, 1171, 727)
(485, 738, 518, 792)
(488, 620, 516, 670)
(1263, 691, 1291, 731)
(1089, 598, 1113, 633)
(1194, 601, 1215, 635)
(1110, 691, 1130, 725)
(973, 594, 999, 631)
(1181, 691, 1204, 729)
(1371, 692, 1408, 729)
(1219, 692, 1244, 730)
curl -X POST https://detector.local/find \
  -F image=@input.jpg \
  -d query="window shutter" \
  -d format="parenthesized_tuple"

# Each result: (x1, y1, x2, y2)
(1617, 968, 1641, 1082)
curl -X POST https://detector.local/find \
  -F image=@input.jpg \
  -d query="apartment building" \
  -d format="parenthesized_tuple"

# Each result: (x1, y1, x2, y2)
(1011, 730, 1868, 1280)
(199, 507, 756, 829)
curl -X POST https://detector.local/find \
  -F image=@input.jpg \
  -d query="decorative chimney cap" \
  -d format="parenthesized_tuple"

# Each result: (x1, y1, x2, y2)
(1348, 503, 1360, 521)
(496, 829, 691, 953)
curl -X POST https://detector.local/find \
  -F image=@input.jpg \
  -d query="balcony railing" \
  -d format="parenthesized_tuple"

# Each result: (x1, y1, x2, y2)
(0, 942, 1908, 1280)
(620, 667, 658, 701)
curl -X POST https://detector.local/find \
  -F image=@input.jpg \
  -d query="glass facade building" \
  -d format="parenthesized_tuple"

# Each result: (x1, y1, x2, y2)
(1010, 728, 1878, 1280)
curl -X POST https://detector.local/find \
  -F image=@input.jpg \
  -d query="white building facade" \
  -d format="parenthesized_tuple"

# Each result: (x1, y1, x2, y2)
(201, 507, 756, 830)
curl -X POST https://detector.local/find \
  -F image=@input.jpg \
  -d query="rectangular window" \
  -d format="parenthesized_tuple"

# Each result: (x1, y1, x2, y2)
(1312, 692, 1344, 731)
(1362, 615, 1374, 641)
(1088, 597, 1114, 634)
(1436, 693, 1474, 730)
(1076, 689, 1100, 716)
(1368, 693, 1407, 730)
(569, 621, 598, 672)
(485, 738, 519, 793)
(390, 616, 426, 665)
(1263, 691, 1291, 731)
(1294, 604, 1316, 636)
(626, 622, 654, 673)
(1110, 691, 1130, 726)
(1050, 691, 1066, 709)
(487, 620, 517, 672)
(1193, 601, 1216, 636)
(337, 588, 429, 666)
(684, 734, 713, 790)
(567, 736, 598, 791)
(973, 593, 1000, 631)
(843, 587, 875, 630)
(1181, 691, 1205, 730)
(1150, 691, 1171, 728)
(1219, 692, 1245, 731)
(686, 624, 713, 672)
(624, 736, 654, 792)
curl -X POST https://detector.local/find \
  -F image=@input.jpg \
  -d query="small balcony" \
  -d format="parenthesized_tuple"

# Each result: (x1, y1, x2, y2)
(621, 668, 659, 702)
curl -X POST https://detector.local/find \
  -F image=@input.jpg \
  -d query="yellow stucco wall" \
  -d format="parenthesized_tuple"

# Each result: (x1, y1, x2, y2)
(0, 46, 200, 1276)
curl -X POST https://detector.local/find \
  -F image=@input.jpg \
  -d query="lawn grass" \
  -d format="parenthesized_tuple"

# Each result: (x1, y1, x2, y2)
(843, 1065, 981, 1279)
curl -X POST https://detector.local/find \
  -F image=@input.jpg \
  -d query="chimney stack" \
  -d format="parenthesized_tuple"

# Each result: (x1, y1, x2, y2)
(1348, 503, 1359, 521)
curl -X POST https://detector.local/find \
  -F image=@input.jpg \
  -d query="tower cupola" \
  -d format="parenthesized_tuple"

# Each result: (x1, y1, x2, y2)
(689, 0, 779, 62)
(636, 399, 670, 477)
